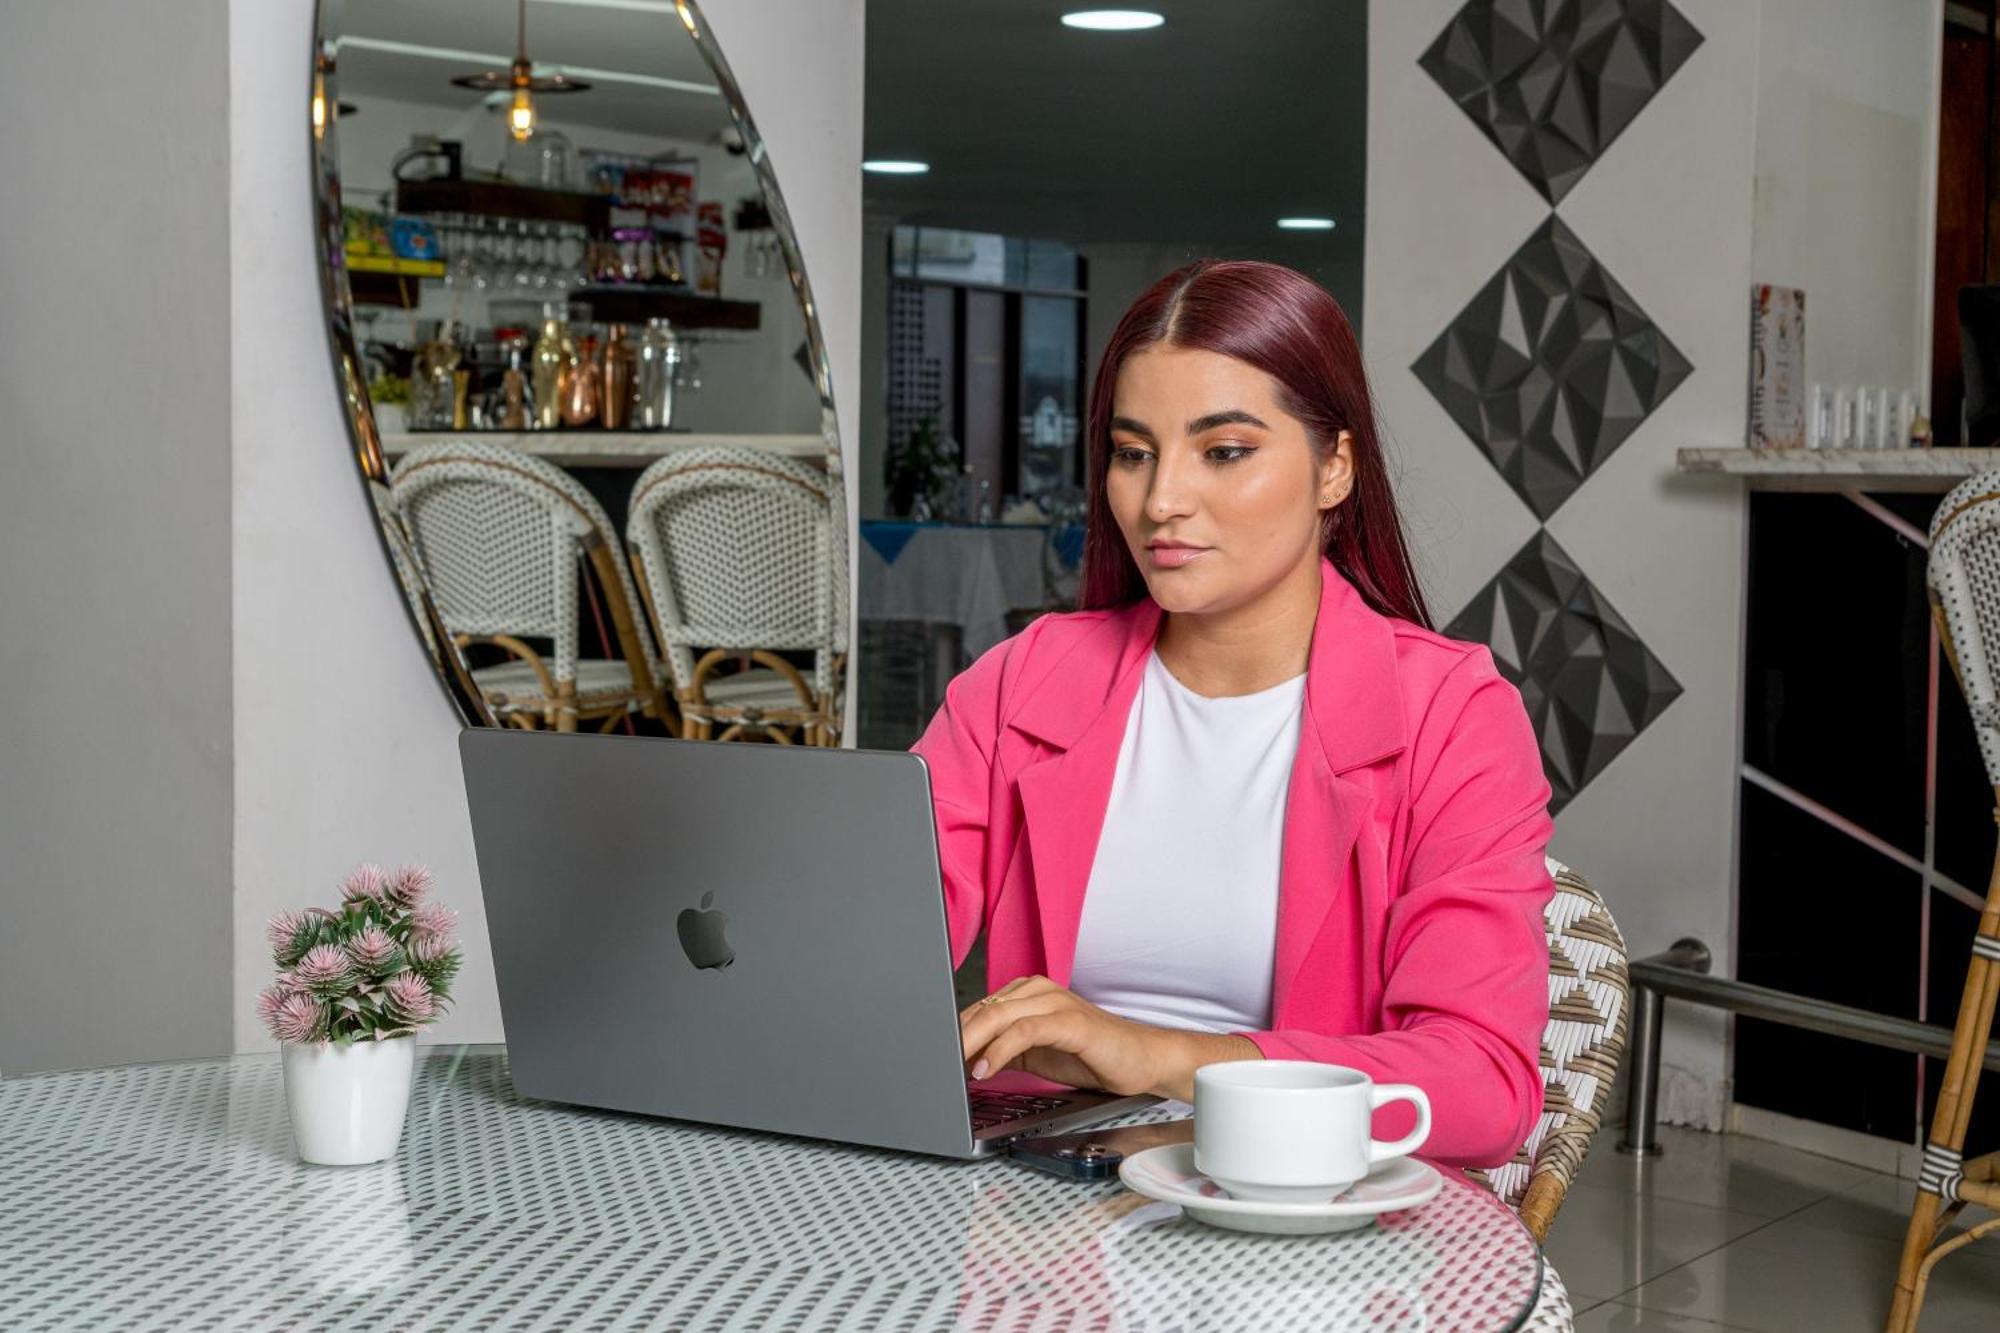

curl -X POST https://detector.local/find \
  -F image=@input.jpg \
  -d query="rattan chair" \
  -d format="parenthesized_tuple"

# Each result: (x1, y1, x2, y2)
(1887, 471, 2000, 1332)
(626, 446, 846, 746)
(1487, 856, 1633, 1240)
(390, 441, 668, 733)
(1498, 855, 1630, 1330)
(366, 479, 439, 660)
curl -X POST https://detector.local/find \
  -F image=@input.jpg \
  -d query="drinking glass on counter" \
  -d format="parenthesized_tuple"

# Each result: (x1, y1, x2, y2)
(1807, 384, 1919, 450)
(1807, 382, 1833, 449)
(1858, 386, 1885, 450)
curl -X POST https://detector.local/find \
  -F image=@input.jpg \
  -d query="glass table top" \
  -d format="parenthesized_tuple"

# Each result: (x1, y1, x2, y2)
(1, 1045, 1543, 1330)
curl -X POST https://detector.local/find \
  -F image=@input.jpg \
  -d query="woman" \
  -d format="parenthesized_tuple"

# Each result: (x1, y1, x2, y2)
(914, 259, 1554, 1167)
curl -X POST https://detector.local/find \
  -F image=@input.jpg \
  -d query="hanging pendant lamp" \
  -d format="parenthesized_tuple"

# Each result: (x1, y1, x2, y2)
(450, 0, 591, 142)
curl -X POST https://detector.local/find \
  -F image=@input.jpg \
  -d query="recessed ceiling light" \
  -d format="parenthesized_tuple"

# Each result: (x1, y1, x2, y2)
(1061, 10, 1166, 31)
(1276, 216, 1337, 231)
(863, 159, 930, 175)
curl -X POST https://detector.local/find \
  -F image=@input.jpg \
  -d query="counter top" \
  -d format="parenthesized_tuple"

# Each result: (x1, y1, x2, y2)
(1676, 447, 2000, 493)
(383, 431, 827, 468)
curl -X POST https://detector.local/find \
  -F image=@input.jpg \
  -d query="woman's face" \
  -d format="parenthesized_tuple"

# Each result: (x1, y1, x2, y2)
(1106, 344, 1352, 616)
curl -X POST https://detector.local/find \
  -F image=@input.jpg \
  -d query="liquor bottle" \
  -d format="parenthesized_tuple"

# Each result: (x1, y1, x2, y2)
(563, 333, 603, 427)
(601, 324, 635, 430)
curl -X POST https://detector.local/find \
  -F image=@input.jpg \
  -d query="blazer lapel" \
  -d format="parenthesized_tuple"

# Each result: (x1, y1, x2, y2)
(1007, 601, 1161, 987)
(1269, 560, 1409, 1017)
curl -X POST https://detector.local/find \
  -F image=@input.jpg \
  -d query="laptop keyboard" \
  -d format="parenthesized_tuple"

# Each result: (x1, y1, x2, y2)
(969, 1089, 1070, 1133)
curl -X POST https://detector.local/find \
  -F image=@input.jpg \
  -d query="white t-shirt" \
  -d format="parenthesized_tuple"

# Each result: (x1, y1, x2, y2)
(1069, 649, 1306, 1034)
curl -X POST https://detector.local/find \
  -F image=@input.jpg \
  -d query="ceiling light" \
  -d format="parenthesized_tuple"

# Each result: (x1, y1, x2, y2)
(863, 160, 930, 175)
(1277, 217, 1337, 231)
(449, 0, 591, 141)
(340, 37, 717, 96)
(1061, 10, 1166, 31)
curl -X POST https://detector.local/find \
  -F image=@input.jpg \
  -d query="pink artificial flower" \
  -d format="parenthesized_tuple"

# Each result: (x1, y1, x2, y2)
(270, 992, 324, 1044)
(408, 930, 455, 965)
(384, 972, 436, 1024)
(386, 864, 433, 909)
(411, 902, 458, 941)
(340, 863, 389, 905)
(256, 985, 288, 1031)
(346, 923, 397, 974)
(266, 910, 306, 959)
(293, 943, 353, 996)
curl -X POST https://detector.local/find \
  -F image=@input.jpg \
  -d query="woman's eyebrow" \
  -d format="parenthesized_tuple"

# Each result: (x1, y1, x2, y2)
(1187, 409, 1269, 434)
(1111, 409, 1272, 439)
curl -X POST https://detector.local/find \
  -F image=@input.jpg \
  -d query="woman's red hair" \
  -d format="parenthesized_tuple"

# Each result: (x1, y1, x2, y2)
(1077, 259, 1431, 629)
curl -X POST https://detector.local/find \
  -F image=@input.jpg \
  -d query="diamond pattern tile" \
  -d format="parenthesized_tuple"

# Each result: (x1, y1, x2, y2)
(1446, 529, 1681, 812)
(1413, 215, 1692, 520)
(1420, 0, 1705, 204)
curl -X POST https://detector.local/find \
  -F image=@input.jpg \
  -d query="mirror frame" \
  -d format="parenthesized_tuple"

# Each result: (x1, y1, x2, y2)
(309, 0, 847, 730)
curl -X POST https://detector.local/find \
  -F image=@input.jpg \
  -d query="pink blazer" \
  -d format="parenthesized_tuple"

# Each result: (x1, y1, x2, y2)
(912, 558, 1555, 1166)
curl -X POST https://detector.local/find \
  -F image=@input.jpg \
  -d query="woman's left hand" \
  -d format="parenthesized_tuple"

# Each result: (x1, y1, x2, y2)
(958, 975, 1170, 1097)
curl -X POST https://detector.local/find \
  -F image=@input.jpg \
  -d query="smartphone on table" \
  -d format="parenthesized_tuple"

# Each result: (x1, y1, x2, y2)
(1005, 1117, 1193, 1180)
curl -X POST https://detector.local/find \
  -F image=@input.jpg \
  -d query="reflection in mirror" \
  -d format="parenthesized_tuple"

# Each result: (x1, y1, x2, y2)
(854, 2, 1363, 749)
(314, 0, 849, 744)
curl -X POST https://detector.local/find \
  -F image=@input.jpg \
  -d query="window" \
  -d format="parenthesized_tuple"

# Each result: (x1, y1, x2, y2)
(886, 226, 1085, 511)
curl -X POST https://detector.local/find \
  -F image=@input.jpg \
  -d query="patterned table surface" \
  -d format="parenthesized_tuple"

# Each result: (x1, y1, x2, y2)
(1, 1046, 1543, 1331)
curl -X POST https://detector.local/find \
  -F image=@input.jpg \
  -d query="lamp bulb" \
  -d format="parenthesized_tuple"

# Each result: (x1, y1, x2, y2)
(509, 85, 536, 141)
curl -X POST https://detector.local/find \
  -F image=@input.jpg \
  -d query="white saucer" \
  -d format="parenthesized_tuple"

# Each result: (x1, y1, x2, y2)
(1117, 1144, 1443, 1235)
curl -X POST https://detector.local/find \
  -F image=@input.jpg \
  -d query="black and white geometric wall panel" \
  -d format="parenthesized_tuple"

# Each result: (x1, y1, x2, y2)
(1412, 215, 1693, 520)
(1446, 529, 1682, 813)
(1419, 0, 1705, 205)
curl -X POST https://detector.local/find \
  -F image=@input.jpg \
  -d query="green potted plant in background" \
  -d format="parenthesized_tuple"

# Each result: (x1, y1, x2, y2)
(260, 863, 462, 1165)
(885, 415, 962, 518)
(367, 372, 411, 437)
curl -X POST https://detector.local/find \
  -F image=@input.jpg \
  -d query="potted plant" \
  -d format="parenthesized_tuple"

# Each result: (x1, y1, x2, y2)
(884, 415, 962, 519)
(368, 374, 410, 436)
(259, 863, 463, 1165)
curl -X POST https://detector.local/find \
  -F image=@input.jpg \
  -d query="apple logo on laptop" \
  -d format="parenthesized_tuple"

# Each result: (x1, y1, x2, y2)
(677, 891, 734, 971)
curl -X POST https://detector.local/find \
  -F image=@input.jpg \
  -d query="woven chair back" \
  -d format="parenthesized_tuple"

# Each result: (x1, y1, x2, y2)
(1485, 857, 1630, 1238)
(1929, 469, 2000, 787)
(627, 446, 845, 700)
(390, 441, 658, 687)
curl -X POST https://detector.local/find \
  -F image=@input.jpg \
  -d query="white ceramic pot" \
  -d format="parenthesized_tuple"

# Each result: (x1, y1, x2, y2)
(281, 1036, 415, 1165)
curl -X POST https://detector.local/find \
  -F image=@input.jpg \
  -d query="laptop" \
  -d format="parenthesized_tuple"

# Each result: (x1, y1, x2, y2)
(459, 728, 1155, 1158)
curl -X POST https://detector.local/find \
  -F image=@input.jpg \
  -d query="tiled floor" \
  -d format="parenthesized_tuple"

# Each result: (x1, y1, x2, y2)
(1550, 1126, 2000, 1331)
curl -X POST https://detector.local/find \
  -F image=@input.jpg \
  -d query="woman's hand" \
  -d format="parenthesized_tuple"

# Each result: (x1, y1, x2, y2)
(958, 975, 1259, 1100)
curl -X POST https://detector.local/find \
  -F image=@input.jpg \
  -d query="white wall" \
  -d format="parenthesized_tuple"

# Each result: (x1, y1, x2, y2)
(229, 0, 864, 1051)
(1751, 0, 1940, 398)
(0, 0, 236, 1074)
(1366, 0, 1761, 1128)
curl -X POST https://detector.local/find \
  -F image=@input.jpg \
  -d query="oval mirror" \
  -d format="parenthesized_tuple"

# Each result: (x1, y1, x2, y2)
(313, 0, 849, 745)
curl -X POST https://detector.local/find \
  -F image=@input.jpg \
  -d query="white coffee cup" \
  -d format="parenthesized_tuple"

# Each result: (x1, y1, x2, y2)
(1193, 1060, 1432, 1204)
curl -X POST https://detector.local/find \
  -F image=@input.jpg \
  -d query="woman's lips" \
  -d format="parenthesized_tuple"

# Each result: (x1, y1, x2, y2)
(1147, 544, 1210, 569)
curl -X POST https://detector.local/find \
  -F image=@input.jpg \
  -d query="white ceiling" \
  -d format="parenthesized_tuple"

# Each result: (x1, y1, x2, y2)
(328, 0, 732, 141)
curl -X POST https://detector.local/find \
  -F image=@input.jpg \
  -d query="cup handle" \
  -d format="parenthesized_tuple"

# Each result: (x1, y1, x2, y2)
(1367, 1084, 1432, 1163)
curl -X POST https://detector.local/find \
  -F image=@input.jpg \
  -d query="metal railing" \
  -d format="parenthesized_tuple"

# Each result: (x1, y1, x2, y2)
(1620, 939, 2000, 1155)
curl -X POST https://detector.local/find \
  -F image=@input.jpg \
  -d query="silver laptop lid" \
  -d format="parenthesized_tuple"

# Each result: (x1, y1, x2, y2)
(459, 729, 979, 1158)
